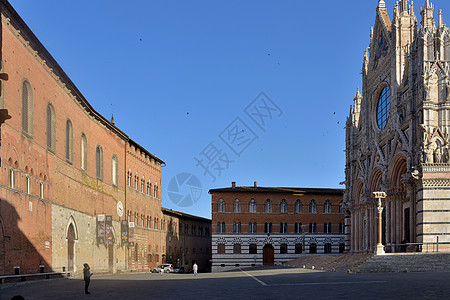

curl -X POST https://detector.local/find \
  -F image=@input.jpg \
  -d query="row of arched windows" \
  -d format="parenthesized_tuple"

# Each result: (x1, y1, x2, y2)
(126, 171, 159, 198)
(218, 198, 340, 214)
(216, 222, 342, 234)
(20, 80, 119, 186)
(7, 158, 47, 199)
(127, 211, 169, 231)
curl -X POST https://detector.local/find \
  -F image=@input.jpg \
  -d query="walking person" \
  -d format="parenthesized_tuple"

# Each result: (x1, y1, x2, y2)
(193, 262, 198, 276)
(83, 263, 93, 294)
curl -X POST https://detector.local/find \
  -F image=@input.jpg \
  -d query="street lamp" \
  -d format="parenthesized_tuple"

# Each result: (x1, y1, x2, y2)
(373, 191, 386, 255)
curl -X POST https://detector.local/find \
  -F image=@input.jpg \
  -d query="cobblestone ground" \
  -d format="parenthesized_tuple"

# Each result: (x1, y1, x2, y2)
(1, 267, 449, 300)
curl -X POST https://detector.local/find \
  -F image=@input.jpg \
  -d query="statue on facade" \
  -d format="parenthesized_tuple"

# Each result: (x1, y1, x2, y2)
(425, 144, 434, 163)
(434, 144, 442, 163)
(443, 147, 449, 163)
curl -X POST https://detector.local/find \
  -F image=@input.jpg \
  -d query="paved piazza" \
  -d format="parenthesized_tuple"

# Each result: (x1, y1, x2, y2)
(1, 267, 449, 299)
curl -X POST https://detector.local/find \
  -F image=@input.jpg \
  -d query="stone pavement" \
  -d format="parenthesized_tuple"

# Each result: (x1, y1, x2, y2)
(1, 267, 449, 300)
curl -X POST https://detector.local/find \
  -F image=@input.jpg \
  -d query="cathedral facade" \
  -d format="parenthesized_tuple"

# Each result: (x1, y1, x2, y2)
(345, 0, 450, 253)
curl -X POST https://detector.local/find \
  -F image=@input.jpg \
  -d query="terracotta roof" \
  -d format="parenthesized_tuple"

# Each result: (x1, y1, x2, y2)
(209, 186, 344, 195)
(162, 207, 211, 222)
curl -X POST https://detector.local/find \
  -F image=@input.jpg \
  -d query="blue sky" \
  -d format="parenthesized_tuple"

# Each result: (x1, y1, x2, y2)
(9, 0, 450, 218)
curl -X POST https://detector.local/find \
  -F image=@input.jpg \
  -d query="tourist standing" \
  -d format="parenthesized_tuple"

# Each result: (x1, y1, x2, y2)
(83, 263, 93, 294)
(193, 262, 198, 275)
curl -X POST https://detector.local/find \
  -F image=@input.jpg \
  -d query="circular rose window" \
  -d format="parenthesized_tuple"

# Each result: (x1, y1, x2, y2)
(377, 86, 390, 129)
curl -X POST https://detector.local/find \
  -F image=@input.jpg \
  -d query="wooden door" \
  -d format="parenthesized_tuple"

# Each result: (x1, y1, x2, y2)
(263, 244, 274, 265)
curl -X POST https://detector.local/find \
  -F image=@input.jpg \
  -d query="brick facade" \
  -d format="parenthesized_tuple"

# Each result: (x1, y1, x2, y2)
(210, 182, 344, 272)
(0, 1, 210, 276)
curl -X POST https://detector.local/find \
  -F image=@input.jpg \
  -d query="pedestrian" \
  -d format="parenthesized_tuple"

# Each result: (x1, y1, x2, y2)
(193, 262, 198, 275)
(160, 267, 164, 275)
(83, 263, 93, 294)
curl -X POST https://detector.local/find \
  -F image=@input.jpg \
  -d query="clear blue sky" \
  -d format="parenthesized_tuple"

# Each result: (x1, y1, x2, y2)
(9, 0, 450, 218)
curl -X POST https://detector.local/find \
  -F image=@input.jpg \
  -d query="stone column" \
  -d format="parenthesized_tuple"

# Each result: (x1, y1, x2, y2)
(373, 192, 387, 255)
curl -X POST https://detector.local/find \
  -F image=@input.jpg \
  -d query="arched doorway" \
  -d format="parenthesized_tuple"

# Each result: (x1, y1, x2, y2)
(263, 244, 274, 265)
(67, 224, 75, 271)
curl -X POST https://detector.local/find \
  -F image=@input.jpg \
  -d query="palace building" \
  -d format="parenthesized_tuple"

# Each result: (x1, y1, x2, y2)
(0, 0, 210, 276)
(345, 0, 450, 253)
(210, 182, 344, 272)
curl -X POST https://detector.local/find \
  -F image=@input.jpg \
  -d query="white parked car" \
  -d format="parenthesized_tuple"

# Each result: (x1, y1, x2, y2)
(151, 264, 173, 273)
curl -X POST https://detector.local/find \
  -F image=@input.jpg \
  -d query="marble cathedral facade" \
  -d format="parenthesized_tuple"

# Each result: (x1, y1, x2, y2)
(344, 0, 450, 253)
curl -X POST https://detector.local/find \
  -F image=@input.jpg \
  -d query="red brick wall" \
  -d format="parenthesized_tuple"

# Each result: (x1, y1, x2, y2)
(211, 189, 344, 234)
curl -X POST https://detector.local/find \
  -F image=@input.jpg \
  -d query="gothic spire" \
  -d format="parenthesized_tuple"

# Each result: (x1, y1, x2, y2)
(400, 0, 408, 14)
(378, 0, 386, 10)
(439, 9, 444, 29)
(410, 1, 415, 16)
(421, 0, 435, 29)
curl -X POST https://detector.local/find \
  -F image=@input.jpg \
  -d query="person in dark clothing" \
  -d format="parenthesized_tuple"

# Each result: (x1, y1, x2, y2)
(83, 263, 93, 294)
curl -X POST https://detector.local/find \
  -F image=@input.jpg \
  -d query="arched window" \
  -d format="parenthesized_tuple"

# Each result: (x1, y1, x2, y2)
(154, 184, 158, 198)
(217, 222, 221, 233)
(39, 182, 44, 198)
(134, 174, 138, 189)
(280, 222, 287, 233)
(233, 222, 241, 233)
(112, 155, 119, 186)
(280, 199, 287, 213)
(127, 171, 131, 186)
(81, 134, 87, 171)
(221, 222, 226, 233)
(140, 178, 145, 192)
(309, 200, 317, 213)
(295, 223, 303, 234)
(96, 145, 103, 180)
(249, 222, 257, 233)
(249, 199, 257, 213)
(22, 80, 33, 135)
(66, 120, 73, 162)
(147, 181, 151, 195)
(217, 199, 225, 212)
(324, 223, 331, 233)
(265, 199, 272, 213)
(324, 200, 331, 214)
(339, 201, 343, 214)
(264, 222, 272, 233)
(295, 200, 302, 213)
(233, 199, 241, 213)
(309, 222, 316, 233)
(46, 103, 56, 151)
(377, 86, 391, 129)
(339, 223, 344, 233)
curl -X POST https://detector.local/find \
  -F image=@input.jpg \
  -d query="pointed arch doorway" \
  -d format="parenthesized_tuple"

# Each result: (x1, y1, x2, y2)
(67, 224, 75, 271)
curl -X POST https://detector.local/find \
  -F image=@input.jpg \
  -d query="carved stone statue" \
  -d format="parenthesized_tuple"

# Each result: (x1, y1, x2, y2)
(443, 147, 449, 163)
(434, 145, 442, 163)
(425, 145, 434, 163)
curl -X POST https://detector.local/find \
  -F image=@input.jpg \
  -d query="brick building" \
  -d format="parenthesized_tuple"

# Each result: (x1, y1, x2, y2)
(210, 182, 344, 272)
(345, 0, 450, 253)
(0, 0, 210, 276)
(162, 208, 212, 272)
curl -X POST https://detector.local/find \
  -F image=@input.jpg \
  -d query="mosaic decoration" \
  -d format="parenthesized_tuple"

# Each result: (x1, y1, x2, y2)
(373, 27, 389, 70)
